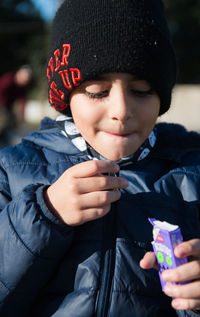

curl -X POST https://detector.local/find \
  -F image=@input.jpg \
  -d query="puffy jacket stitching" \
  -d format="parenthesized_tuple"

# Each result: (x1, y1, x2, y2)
(1, 159, 74, 168)
(166, 169, 200, 177)
(117, 238, 152, 249)
(0, 158, 6, 170)
(111, 290, 168, 301)
(111, 289, 154, 294)
(0, 278, 11, 292)
(7, 207, 57, 261)
(0, 160, 12, 198)
(3, 162, 47, 167)
(23, 140, 84, 158)
(74, 287, 97, 293)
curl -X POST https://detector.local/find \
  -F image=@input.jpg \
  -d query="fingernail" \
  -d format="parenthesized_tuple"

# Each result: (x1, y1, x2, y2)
(172, 299, 182, 309)
(164, 284, 175, 296)
(162, 271, 171, 281)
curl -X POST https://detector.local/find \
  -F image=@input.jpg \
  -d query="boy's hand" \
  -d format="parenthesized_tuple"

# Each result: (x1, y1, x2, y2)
(140, 239, 200, 311)
(44, 160, 128, 226)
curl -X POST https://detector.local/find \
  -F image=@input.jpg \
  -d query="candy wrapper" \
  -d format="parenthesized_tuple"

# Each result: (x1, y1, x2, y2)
(149, 218, 188, 291)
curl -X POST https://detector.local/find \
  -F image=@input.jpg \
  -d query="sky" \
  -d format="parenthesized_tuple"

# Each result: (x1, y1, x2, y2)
(31, 0, 60, 21)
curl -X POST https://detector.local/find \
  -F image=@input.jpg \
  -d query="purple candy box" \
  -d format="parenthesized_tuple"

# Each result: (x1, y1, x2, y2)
(149, 218, 188, 291)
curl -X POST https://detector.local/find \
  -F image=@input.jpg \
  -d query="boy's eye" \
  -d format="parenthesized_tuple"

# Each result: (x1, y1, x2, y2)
(130, 89, 155, 97)
(85, 90, 108, 99)
(84, 88, 155, 99)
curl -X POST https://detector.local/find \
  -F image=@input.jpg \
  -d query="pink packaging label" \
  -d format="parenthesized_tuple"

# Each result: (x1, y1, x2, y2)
(149, 218, 188, 291)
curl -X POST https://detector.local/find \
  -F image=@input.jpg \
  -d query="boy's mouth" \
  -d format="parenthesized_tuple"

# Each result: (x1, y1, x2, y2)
(104, 131, 132, 138)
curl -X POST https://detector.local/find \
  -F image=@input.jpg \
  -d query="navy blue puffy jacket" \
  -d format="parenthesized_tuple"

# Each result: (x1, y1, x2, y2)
(0, 118, 200, 317)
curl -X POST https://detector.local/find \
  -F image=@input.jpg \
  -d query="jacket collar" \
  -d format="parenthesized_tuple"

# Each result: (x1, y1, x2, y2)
(23, 117, 82, 156)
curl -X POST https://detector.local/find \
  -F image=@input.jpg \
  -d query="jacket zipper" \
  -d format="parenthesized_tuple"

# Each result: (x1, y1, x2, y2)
(96, 203, 116, 317)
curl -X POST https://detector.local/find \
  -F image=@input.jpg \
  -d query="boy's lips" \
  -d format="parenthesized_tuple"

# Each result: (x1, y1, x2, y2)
(104, 131, 132, 137)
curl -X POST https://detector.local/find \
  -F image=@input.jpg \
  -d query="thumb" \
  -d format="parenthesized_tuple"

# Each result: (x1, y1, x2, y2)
(140, 251, 158, 270)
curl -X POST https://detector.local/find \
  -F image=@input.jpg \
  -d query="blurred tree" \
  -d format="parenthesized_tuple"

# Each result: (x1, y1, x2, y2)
(0, 0, 40, 16)
(0, 0, 44, 69)
(0, 0, 49, 99)
(165, 0, 200, 83)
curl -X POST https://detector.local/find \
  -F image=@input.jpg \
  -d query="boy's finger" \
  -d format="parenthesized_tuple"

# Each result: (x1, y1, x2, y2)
(174, 239, 200, 258)
(171, 298, 200, 311)
(66, 205, 111, 226)
(68, 160, 120, 178)
(162, 260, 200, 283)
(139, 252, 158, 270)
(164, 280, 200, 299)
(80, 190, 121, 209)
(81, 206, 111, 223)
(77, 176, 128, 193)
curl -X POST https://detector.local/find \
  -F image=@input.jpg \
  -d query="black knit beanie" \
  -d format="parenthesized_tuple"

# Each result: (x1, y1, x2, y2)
(47, 0, 177, 115)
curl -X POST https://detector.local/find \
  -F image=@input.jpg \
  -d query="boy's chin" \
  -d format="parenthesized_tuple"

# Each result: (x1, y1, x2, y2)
(98, 150, 135, 161)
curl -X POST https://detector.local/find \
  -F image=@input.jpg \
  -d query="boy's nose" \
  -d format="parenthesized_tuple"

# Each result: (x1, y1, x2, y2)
(108, 88, 132, 123)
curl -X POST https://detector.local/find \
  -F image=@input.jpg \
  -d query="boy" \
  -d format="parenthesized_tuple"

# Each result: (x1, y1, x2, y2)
(0, 0, 200, 316)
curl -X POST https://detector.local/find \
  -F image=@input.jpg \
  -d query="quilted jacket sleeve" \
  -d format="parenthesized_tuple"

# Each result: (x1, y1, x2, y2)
(176, 310, 200, 316)
(0, 165, 74, 315)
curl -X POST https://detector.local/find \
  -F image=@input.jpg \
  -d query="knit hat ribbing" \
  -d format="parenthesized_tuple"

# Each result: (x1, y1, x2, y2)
(47, 0, 177, 115)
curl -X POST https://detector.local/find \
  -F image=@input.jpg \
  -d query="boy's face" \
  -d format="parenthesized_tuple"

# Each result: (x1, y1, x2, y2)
(70, 73, 160, 161)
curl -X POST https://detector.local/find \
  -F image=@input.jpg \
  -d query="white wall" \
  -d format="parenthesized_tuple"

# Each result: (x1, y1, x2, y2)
(158, 85, 200, 132)
(24, 100, 57, 123)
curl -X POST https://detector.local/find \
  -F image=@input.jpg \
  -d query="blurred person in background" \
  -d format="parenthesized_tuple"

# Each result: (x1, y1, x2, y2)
(0, 65, 32, 143)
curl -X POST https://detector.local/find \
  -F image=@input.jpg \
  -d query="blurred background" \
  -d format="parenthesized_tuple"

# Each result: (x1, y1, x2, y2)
(0, 0, 199, 148)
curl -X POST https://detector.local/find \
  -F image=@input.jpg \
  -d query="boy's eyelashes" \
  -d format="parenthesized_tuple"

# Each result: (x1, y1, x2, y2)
(131, 88, 155, 97)
(85, 88, 155, 99)
(85, 90, 108, 99)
